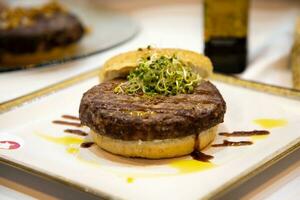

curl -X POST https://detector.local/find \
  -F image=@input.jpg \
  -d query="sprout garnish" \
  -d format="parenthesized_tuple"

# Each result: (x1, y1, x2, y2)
(114, 54, 201, 96)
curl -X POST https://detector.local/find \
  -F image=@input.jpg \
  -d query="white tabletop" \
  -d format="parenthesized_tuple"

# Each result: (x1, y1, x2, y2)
(1, 0, 300, 199)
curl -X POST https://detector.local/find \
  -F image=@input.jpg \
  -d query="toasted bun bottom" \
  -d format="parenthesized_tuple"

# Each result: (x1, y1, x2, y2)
(91, 125, 217, 159)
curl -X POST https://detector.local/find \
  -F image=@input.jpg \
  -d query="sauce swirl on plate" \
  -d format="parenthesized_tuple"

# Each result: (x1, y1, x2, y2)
(219, 130, 269, 137)
(212, 139, 253, 147)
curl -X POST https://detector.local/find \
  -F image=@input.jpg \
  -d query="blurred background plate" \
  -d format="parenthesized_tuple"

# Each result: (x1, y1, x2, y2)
(0, 0, 139, 72)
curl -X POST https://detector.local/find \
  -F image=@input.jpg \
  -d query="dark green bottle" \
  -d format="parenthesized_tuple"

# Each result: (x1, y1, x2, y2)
(204, 0, 249, 74)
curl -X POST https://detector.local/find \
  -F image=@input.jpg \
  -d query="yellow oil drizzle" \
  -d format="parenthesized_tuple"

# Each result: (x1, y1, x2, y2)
(77, 155, 101, 166)
(251, 135, 268, 141)
(169, 159, 215, 174)
(66, 147, 79, 154)
(37, 133, 84, 145)
(36, 133, 214, 177)
(98, 159, 215, 179)
(127, 177, 135, 183)
(253, 118, 287, 129)
(36, 132, 84, 156)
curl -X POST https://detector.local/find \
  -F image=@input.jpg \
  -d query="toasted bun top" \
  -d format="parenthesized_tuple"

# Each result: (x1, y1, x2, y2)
(99, 48, 213, 82)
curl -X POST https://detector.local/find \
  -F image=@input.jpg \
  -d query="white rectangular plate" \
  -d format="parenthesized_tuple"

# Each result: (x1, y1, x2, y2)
(0, 77, 300, 200)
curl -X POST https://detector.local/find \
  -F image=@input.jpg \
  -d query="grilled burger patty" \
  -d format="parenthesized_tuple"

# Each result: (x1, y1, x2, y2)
(79, 79, 226, 141)
(0, 13, 84, 54)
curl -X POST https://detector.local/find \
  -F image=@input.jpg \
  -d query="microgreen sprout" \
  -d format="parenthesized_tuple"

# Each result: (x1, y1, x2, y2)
(114, 54, 201, 96)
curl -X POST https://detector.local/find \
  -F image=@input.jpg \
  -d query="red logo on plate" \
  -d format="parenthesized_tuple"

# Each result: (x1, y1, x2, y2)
(0, 141, 20, 150)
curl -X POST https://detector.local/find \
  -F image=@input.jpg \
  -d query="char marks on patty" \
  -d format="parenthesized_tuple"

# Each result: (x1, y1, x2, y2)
(79, 79, 226, 141)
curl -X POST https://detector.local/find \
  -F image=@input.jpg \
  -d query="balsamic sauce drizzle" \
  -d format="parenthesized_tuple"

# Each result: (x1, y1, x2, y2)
(191, 150, 214, 162)
(64, 129, 88, 136)
(61, 115, 80, 121)
(52, 115, 95, 149)
(80, 142, 94, 148)
(190, 131, 214, 162)
(219, 130, 270, 137)
(52, 120, 81, 127)
(53, 115, 269, 155)
(212, 139, 253, 147)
